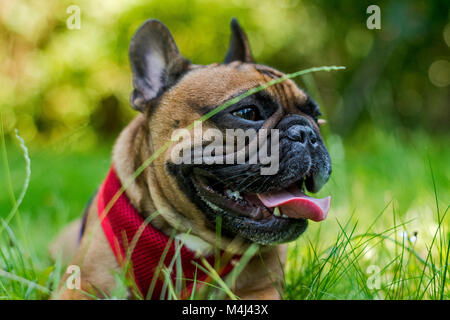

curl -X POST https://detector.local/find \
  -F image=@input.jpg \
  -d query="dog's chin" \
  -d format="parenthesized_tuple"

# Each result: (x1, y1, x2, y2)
(188, 168, 310, 245)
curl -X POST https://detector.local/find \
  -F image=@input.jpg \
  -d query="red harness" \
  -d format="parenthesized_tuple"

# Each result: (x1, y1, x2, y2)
(96, 167, 237, 299)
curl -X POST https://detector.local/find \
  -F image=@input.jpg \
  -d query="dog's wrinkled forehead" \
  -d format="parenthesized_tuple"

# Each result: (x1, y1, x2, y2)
(170, 62, 309, 116)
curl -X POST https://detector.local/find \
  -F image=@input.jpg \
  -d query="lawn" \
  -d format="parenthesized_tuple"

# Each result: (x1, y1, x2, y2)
(0, 123, 448, 299)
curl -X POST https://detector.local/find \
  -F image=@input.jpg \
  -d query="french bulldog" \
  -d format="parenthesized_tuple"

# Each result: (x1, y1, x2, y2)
(51, 18, 331, 300)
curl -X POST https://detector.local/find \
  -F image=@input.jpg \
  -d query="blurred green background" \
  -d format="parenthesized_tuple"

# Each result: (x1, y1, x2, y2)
(0, 0, 449, 297)
(1, 0, 449, 145)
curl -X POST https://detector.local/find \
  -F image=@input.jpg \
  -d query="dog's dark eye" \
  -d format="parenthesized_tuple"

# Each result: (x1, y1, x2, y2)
(232, 106, 260, 121)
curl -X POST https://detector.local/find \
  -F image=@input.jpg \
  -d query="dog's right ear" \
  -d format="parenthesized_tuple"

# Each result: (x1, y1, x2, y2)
(224, 18, 254, 63)
(129, 19, 190, 111)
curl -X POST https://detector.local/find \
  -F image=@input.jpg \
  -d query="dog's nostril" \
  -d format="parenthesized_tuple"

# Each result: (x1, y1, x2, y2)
(309, 131, 317, 145)
(299, 130, 306, 144)
(287, 125, 318, 146)
(287, 125, 305, 143)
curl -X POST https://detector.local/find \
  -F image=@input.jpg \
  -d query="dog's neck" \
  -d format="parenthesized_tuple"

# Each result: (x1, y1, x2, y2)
(111, 115, 216, 255)
(112, 115, 172, 233)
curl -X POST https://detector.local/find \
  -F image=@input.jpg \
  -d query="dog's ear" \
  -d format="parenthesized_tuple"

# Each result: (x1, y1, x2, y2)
(129, 19, 190, 111)
(224, 18, 254, 63)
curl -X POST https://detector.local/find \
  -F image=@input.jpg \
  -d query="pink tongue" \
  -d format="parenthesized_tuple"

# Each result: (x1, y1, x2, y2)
(257, 184, 330, 222)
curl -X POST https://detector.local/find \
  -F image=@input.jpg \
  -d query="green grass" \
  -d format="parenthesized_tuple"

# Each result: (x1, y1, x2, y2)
(0, 65, 448, 300)
(283, 128, 449, 300)
(0, 123, 448, 299)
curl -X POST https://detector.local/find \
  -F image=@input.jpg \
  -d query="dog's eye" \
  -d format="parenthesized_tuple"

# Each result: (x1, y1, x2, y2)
(232, 106, 260, 121)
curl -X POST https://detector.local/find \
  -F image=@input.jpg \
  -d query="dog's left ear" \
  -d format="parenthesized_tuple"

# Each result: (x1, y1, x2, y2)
(129, 19, 190, 111)
(224, 18, 254, 63)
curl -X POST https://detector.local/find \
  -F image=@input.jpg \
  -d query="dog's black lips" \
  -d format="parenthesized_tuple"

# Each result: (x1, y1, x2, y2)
(167, 163, 308, 245)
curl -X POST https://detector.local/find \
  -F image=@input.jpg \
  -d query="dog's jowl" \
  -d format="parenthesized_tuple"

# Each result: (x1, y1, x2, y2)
(51, 18, 332, 300)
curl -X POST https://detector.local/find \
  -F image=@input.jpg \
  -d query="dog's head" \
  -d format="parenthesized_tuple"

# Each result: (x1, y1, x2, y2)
(128, 19, 331, 246)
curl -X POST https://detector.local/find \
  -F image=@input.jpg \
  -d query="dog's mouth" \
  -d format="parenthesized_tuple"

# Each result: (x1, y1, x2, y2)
(191, 168, 331, 224)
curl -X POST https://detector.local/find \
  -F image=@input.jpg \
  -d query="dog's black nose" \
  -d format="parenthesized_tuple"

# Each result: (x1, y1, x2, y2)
(286, 125, 318, 146)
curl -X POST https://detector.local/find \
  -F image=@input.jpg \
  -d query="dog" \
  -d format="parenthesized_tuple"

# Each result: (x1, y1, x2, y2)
(50, 18, 332, 300)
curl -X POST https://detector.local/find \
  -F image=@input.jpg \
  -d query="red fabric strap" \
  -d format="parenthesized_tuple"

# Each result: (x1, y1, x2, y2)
(97, 167, 237, 299)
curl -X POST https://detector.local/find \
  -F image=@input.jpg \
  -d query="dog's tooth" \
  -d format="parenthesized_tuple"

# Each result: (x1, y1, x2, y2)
(281, 214, 289, 218)
(230, 191, 242, 200)
(273, 207, 281, 217)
